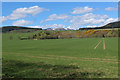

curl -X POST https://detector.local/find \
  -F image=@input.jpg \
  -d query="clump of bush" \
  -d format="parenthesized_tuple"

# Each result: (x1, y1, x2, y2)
(19, 29, 119, 40)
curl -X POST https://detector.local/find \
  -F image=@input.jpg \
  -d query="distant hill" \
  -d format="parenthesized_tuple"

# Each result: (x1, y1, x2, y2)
(1, 21, 120, 33)
(1, 26, 42, 33)
(53, 28, 66, 31)
(45, 28, 53, 31)
(45, 28, 73, 31)
(102, 21, 120, 28)
(79, 21, 120, 30)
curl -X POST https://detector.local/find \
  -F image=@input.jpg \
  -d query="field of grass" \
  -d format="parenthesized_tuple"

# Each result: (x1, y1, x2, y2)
(2, 33, 118, 78)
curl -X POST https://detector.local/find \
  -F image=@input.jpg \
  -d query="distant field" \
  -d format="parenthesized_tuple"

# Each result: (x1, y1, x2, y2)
(2, 33, 118, 78)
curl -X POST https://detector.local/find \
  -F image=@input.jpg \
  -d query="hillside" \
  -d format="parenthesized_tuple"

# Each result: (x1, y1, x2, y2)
(1, 21, 120, 33)
(79, 21, 120, 30)
(102, 21, 120, 28)
(2, 26, 42, 33)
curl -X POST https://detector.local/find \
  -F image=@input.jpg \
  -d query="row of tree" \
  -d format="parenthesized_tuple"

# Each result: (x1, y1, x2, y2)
(17, 30, 119, 40)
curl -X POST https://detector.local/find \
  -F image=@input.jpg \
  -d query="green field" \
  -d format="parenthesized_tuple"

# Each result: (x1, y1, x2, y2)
(2, 33, 118, 78)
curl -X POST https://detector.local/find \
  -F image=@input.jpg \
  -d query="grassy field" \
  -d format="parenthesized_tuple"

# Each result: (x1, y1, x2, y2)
(2, 33, 118, 78)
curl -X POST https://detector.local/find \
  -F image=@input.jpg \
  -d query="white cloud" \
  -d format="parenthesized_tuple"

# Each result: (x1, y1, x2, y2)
(66, 26, 71, 29)
(30, 24, 65, 29)
(0, 16, 8, 23)
(12, 19, 33, 26)
(43, 24, 65, 29)
(69, 13, 117, 29)
(43, 14, 70, 22)
(1, 6, 49, 22)
(105, 7, 117, 11)
(40, 12, 117, 29)
(104, 18, 118, 25)
(71, 6, 93, 14)
(14, 6, 49, 16)
(86, 25, 97, 28)
(29, 26, 41, 28)
(30, 17, 117, 29)
(69, 13, 108, 29)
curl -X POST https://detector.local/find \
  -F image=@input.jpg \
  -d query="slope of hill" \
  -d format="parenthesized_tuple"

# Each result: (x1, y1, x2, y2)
(102, 21, 120, 28)
(2, 26, 42, 33)
(79, 21, 120, 30)
(1, 21, 120, 32)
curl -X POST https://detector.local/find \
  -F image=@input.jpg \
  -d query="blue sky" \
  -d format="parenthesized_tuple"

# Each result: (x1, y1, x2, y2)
(1, 2, 118, 29)
(2, 0, 119, 2)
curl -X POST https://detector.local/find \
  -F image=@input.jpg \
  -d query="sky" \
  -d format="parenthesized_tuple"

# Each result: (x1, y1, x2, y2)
(0, 2, 118, 29)
(1, 0, 119, 2)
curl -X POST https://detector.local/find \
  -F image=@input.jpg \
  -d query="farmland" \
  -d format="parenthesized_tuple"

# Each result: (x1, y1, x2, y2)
(1, 2, 120, 79)
(2, 33, 118, 78)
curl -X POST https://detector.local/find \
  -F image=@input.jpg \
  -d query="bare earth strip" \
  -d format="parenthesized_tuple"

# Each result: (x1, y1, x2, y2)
(46, 55, 117, 61)
(103, 40, 106, 50)
(3, 52, 118, 63)
(3, 52, 118, 61)
(94, 40, 102, 49)
(24, 55, 119, 64)
(21, 54, 119, 64)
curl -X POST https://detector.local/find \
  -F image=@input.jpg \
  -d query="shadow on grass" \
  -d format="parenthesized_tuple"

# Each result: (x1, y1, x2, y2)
(2, 60, 104, 78)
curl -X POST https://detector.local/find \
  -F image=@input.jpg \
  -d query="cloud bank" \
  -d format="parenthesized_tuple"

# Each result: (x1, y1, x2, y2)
(12, 19, 33, 26)
(105, 7, 117, 11)
(1, 6, 49, 22)
(71, 6, 93, 14)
